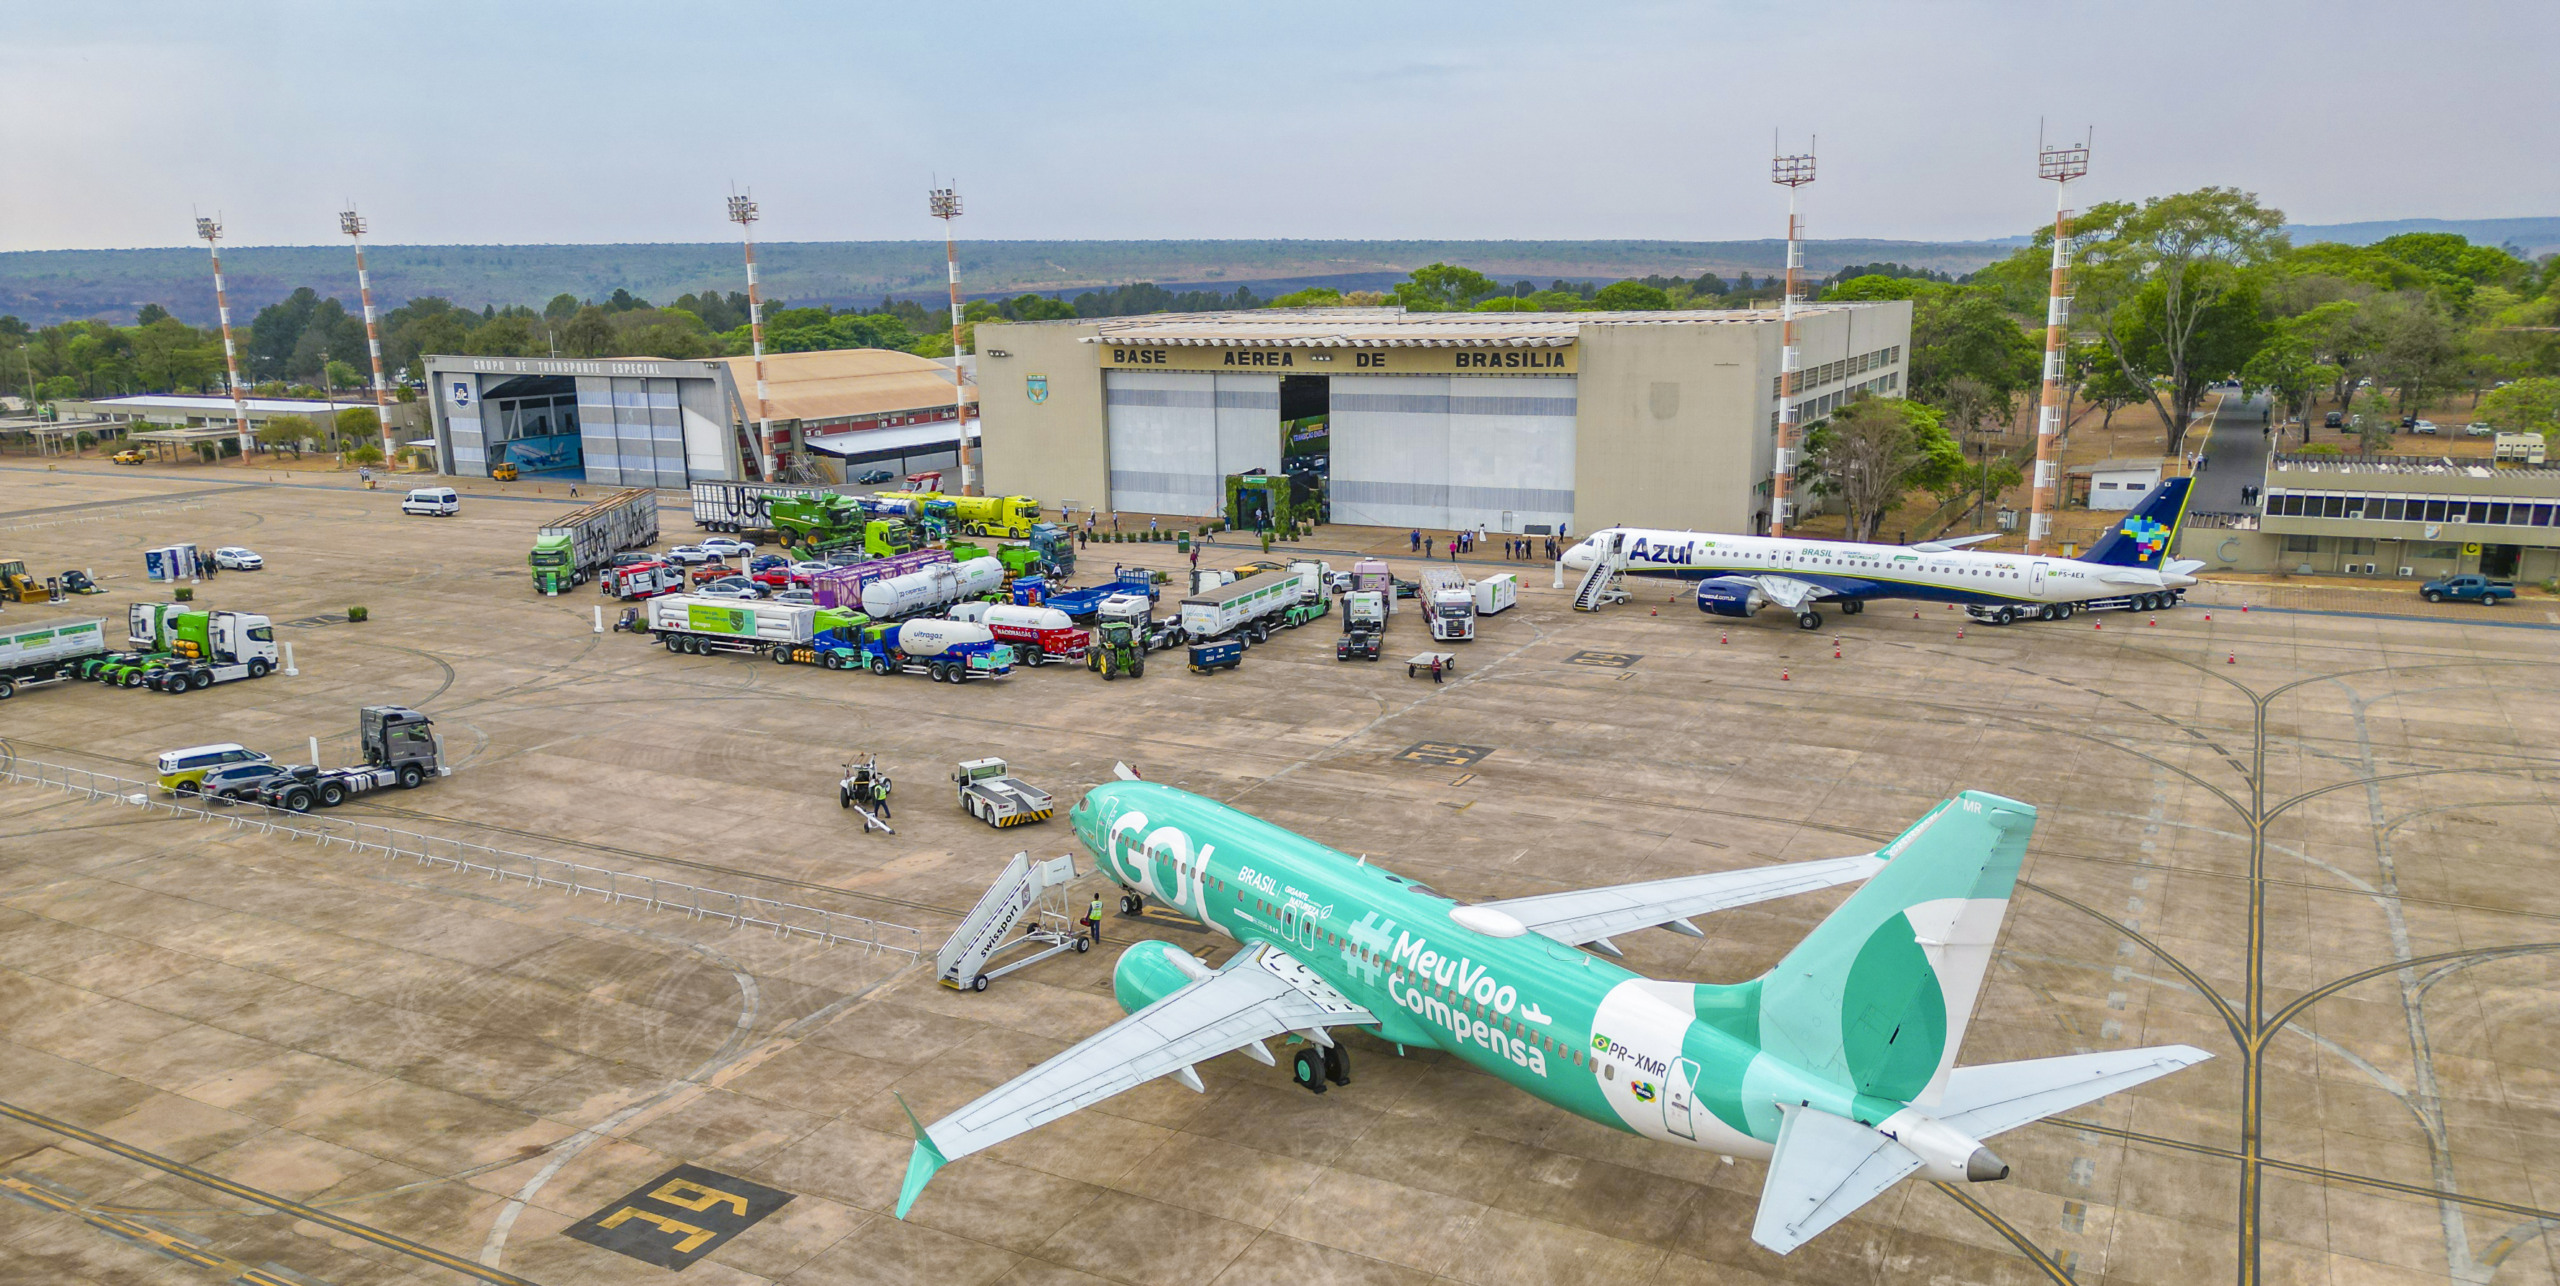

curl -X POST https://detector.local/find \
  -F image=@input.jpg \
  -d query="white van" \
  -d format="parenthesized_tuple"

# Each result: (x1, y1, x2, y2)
(401, 487, 459, 516)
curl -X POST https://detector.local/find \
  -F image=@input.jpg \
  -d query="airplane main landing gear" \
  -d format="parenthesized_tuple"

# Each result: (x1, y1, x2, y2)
(1795, 610, 1823, 630)
(1841, 600, 1863, 615)
(1324, 1044, 1351, 1086)
(1119, 892, 1144, 915)
(1293, 1047, 1328, 1094)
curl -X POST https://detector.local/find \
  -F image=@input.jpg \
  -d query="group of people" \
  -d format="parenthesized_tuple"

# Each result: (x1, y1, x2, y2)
(1407, 528, 1564, 563)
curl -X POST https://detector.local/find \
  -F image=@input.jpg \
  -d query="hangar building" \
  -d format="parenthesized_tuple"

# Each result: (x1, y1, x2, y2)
(421, 349, 973, 487)
(975, 303, 1910, 535)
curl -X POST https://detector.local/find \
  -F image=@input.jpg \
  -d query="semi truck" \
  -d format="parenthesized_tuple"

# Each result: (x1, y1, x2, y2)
(1352, 558, 1395, 611)
(1420, 567, 1475, 642)
(861, 557, 1003, 620)
(1045, 566, 1159, 620)
(852, 619, 1014, 682)
(646, 596, 865, 657)
(1472, 572, 1519, 615)
(530, 488, 659, 594)
(812, 549, 953, 609)
(691, 481, 836, 535)
(946, 601, 1088, 665)
(1177, 566, 1322, 644)
(100, 605, 278, 692)
(872, 492, 1044, 539)
(0, 618, 108, 700)
(255, 706, 450, 811)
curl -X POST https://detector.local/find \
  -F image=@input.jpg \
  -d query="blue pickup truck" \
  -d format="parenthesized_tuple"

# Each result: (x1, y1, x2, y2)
(2420, 574, 2516, 605)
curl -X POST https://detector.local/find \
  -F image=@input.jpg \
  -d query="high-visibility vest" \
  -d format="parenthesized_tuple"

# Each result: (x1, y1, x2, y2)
(1089, 898, 1106, 921)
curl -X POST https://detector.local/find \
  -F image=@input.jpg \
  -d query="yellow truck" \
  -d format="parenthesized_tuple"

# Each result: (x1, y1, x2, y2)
(873, 492, 1043, 539)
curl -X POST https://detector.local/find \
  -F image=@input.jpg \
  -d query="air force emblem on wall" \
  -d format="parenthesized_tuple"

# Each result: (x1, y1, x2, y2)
(449, 381, 473, 407)
(1025, 374, 1048, 404)
(2119, 515, 2169, 561)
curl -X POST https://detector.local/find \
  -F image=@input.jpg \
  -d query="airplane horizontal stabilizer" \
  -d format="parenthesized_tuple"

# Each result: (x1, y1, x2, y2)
(1932, 1046, 2213, 1142)
(1751, 1103, 1924, 1254)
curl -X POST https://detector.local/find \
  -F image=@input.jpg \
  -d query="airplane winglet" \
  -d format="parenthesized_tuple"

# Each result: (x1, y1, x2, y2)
(892, 1092, 948, 1219)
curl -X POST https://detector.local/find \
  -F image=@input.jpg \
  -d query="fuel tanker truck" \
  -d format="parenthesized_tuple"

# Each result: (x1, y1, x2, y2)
(860, 556, 1003, 620)
(945, 601, 1088, 666)
(850, 617, 1013, 682)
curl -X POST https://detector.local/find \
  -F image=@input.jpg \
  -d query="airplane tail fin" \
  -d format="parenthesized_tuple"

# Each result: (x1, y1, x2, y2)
(1755, 792, 2034, 1106)
(2080, 476, 2194, 568)
(1751, 1045, 2210, 1254)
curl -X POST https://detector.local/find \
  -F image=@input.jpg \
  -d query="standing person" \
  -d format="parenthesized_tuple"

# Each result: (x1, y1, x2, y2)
(1087, 894, 1107, 946)
(1447, 538, 1457, 562)
(872, 777, 892, 821)
(1409, 529, 1421, 553)
(1189, 547, 1200, 572)
(1429, 655, 1444, 684)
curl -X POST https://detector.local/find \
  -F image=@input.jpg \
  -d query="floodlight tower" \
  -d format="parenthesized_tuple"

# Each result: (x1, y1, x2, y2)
(2027, 129, 2091, 555)
(1769, 140, 1816, 538)
(340, 207, 398, 464)
(931, 185, 976, 496)
(728, 191, 776, 480)
(196, 217, 255, 462)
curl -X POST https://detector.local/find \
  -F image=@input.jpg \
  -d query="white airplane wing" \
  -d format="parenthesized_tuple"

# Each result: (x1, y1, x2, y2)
(1753, 574, 1828, 610)
(1478, 853, 1882, 952)
(1906, 532, 2000, 553)
(896, 943, 1370, 1216)
(1751, 1103, 1926, 1254)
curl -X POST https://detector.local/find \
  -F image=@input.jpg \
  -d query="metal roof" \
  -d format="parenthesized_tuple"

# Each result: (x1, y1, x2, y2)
(2271, 452, 2560, 479)
(89, 393, 378, 415)
(1074, 306, 1863, 349)
(716, 348, 973, 422)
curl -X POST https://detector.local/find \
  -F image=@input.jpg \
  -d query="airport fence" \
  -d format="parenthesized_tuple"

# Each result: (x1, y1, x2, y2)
(0, 752, 925, 960)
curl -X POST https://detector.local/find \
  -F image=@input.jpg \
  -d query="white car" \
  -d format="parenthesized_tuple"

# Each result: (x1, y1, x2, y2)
(701, 537, 758, 558)
(697, 579, 762, 601)
(665, 545, 716, 564)
(2409, 419, 2438, 435)
(212, 546, 264, 570)
(2466, 422, 2497, 437)
(770, 588, 816, 606)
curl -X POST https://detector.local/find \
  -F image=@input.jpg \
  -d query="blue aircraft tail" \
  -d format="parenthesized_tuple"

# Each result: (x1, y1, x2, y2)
(2080, 476, 2194, 568)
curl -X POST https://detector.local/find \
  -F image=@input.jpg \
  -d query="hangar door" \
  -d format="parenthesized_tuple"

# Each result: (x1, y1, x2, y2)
(1105, 371, 1280, 518)
(1329, 374, 1575, 531)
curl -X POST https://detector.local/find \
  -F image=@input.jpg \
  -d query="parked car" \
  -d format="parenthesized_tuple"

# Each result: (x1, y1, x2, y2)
(2322, 411, 2344, 428)
(212, 546, 264, 570)
(112, 448, 147, 465)
(856, 468, 896, 485)
(700, 536, 757, 558)
(610, 551, 659, 568)
(750, 566, 806, 590)
(690, 562, 741, 585)
(2465, 422, 2497, 437)
(697, 577, 763, 600)
(665, 545, 717, 565)
(748, 553, 790, 572)
(824, 552, 868, 567)
(771, 588, 816, 605)
(2409, 419, 2438, 435)
(199, 761, 290, 802)
(2420, 574, 2515, 605)
(155, 743, 271, 794)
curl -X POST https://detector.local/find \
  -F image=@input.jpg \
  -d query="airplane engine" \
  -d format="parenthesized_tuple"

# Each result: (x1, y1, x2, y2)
(1695, 576, 1763, 618)
(1112, 939, 1212, 1016)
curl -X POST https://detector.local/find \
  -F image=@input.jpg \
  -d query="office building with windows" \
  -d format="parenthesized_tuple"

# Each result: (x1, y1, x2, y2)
(2181, 452, 2560, 583)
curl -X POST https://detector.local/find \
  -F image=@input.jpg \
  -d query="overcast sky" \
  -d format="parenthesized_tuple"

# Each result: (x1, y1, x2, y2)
(4, 0, 2551, 253)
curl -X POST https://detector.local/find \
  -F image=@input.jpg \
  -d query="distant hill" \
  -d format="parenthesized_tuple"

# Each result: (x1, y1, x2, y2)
(0, 237, 2023, 327)
(2287, 216, 2560, 257)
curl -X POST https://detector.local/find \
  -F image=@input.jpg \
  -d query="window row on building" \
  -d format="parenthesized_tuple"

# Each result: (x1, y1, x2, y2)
(1771, 346, 1903, 399)
(1771, 371, 1904, 432)
(2264, 490, 2560, 528)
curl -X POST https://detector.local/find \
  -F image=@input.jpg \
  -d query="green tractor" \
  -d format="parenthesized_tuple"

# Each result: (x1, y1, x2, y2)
(1087, 620, 1144, 681)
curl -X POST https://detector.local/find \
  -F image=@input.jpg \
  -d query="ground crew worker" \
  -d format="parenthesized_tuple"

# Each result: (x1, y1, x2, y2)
(1087, 894, 1107, 946)
(872, 778, 892, 820)
(1429, 655, 1444, 684)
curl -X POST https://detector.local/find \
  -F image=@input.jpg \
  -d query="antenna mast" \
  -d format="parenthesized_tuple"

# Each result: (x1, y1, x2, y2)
(930, 185, 976, 496)
(196, 217, 255, 463)
(2027, 128, 2091, 555)
(340, 208, 399, 466)
(1769, 139, 1816, 538)
(728, 191, 776, 481)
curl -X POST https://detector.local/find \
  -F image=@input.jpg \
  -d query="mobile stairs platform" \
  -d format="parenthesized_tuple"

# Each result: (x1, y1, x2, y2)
(937, 851, 1088, 992)
(1571, 532, 1629, 611)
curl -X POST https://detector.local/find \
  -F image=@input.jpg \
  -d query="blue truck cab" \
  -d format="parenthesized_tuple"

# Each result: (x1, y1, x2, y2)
(2420, 574, 2516, 605)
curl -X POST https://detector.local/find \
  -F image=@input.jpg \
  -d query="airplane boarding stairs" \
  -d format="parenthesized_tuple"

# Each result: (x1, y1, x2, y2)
(1573, 535, 1629, 611)
(937, 852, 1086, 991)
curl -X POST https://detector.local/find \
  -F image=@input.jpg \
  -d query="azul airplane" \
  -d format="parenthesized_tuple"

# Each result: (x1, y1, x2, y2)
(1561, 476, 2202, 630)
(896, 775, 2208, 1254)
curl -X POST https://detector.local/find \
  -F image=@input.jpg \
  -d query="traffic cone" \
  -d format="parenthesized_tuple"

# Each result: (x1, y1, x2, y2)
(1913, 610, 1920, 618)
(1832, 646, 1841, 659)
(2149, 617, 2157, 626)
(1650, 609, 1658, 616)
(2227, 651, 2236, 664)
(1780, 669, 1790, 681)
(2241, 604, 2250, 612)
(1957, 628, 1965, 639)
(1720, 632, 1727, 645)
(2204, 612, 2212, 621)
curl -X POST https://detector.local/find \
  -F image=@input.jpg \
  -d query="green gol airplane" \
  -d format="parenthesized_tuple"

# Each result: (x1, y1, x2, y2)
(897, 773, 2208, 1253)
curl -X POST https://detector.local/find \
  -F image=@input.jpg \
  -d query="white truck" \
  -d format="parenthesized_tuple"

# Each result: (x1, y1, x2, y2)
(647, 595, 855, 657)
(116, 604, 280, 693)
(690, 480, 836, 535)
(1352, 558, 1395, 610)
(1178, 566, 1322, 644)
(0, 618, 108, 700)
(530, 488, 659, 594)
(861, 556, 1004, 620)
(953, 757, 1054, 828)
(1420, 567, 1475, 641)
(1472, 572, 1519, 615)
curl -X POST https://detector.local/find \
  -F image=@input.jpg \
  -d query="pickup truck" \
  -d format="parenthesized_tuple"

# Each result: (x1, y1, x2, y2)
(2420, 574, 2515, 605)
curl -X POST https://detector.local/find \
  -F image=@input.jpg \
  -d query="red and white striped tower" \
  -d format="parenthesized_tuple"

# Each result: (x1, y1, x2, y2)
(339, 208, 398, 464)
(728, 192, 776, 481)
(1769, 142, 1816, 537)
(196, 217, 254, 462)
(2027, 132, 2091, 555)
(930, 186, 975, 496)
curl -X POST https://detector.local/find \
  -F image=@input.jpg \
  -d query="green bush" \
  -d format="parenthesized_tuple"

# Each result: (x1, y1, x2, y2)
(347, 605, 369, 622)
(348, 444, 385, 466)
(172, 586, 194, 602)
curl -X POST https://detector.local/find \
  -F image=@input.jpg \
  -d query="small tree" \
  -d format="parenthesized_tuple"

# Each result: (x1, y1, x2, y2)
(348, 444, 385, 466)
(2479, 377, 2560, 439)
(1800, 397, 1962, 542)
(256, 414, 315, 459)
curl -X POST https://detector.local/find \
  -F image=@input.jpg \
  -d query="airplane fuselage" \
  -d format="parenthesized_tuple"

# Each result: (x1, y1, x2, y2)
(1070, 782, 1901, 1162)
(1562, 528, 2177, 610)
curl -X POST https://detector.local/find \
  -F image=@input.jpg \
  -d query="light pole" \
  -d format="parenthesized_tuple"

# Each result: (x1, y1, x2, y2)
(930, 185, 975, 496)
(728, 192, 776, 481)
(341, 207, 399, 466)
(196, 217, 255, 463)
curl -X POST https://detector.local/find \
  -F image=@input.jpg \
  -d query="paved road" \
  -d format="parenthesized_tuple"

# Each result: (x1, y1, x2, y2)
(2191, 393, 2271, 514)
